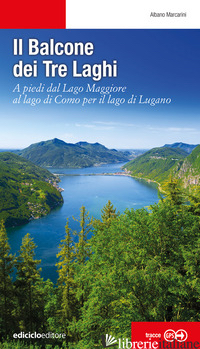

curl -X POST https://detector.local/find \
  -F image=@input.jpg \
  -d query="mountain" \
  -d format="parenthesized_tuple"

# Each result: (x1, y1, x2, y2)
(163, 142, 198, 154)
(177, 144, 200, 185)
(124, 147, 188, 183)
(18, 138, 130, 168)
(0, 152, 63, 227)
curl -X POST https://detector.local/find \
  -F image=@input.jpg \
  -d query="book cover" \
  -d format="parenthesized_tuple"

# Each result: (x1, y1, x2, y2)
(0, 3, 199, 348)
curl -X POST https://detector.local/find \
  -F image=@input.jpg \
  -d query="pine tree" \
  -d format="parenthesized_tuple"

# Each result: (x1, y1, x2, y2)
(101, 200, 118, 225)
(68, 206, 93, 341)
(56, 220, 76, 335)
(0, 220, 15, 337)
(15, 233, 42, 332)
(73, 206, 92, 265)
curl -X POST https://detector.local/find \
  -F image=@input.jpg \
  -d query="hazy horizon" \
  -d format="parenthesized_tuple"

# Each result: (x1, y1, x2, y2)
(0, 137, 197, 152)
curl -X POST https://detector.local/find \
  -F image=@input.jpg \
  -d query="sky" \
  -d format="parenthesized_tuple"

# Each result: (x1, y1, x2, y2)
(0, 29, 200, 149)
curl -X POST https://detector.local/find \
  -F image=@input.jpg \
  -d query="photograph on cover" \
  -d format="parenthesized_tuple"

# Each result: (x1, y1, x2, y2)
(0, 29, 200, 348)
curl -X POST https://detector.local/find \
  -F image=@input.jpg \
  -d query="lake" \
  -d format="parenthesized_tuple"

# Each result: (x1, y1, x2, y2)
(8, 163, 159, 282)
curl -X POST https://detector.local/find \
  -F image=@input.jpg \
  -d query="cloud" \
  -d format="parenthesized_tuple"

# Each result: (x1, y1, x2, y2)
(148, 126, 198, 133)
(75, 123, 114, 130)
(94, 121, 136, 127)
(75, 123, 95, 128)
(74, 121, 137, 130)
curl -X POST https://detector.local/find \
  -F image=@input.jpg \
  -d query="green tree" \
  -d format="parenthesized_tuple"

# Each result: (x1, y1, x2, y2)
(15, 233, 43, 332)
(66, 207, 93, 343)
(188, 186, 200, 216)
(101, 200, 118, 224)
(0, 220, 15, 337)
(162, 176, 184, 206)
(74, 196, 200, 347)
(56, 220, 77, 338)
(73, 206, 92, 266)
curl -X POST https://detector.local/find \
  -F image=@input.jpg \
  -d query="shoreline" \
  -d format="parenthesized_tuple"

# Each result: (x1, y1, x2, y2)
(111, 172, 162, 191)
(53, 169, 162, 191)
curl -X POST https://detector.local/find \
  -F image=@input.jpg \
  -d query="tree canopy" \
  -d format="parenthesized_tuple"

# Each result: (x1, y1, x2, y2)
(0, 184, 200, 348)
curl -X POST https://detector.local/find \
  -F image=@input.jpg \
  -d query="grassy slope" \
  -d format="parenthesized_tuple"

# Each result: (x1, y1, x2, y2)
(0, 152, 63, 227)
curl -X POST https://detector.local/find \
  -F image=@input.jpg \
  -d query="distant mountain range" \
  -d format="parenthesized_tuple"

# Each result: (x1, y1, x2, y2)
(0, 152, 63, 227)
(124, 142, 200, 186)
(17, 138, 130, 168)
(163, 142, 198, 154)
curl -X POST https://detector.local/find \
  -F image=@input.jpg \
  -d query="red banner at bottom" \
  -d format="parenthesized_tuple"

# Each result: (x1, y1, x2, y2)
(131, 322, 200, 349)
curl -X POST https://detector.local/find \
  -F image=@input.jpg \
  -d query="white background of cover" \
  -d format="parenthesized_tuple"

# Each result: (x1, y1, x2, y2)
(66, 0, 199, 28)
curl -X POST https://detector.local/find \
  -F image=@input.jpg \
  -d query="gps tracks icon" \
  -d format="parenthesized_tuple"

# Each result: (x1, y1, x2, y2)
(164, 329, 188, 342)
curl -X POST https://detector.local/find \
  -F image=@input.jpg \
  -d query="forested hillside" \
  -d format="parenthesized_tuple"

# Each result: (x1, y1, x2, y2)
(123, 147, 187, 183)
(178, 144, 200, 185)
(18, 138, 129, 168)
(0, 179, 199, 348)
(0, 152, 63, 226)
(124, 143, 200, 188)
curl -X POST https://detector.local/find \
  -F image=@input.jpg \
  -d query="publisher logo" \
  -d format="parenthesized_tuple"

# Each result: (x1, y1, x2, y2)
(101, 334, 118, 347)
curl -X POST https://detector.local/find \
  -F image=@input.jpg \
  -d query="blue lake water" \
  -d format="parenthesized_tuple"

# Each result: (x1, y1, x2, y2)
(8, 163, 159, 282)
